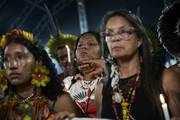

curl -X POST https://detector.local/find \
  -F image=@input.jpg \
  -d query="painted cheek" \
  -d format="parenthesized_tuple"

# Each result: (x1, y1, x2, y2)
(21, 57, 35, 71)
(23, 48, 30, 54)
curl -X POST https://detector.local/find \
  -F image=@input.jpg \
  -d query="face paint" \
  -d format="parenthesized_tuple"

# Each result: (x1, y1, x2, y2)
(3, 43, 36, 86)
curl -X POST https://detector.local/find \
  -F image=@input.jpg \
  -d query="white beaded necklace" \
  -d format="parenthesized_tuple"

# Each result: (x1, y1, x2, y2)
(15, 92, 35, 104)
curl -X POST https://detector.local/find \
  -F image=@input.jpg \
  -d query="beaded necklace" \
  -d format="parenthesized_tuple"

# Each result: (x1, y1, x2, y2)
(14, 90, 37, 120)
(12, 89, 50, 120)
(110, 64, 140, 120)
(15, 92, 35, 104)
(1, 85, 51, 119)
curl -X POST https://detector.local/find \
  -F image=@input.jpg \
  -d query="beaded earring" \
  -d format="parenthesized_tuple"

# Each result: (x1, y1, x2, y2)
(31, 65, 50, 88)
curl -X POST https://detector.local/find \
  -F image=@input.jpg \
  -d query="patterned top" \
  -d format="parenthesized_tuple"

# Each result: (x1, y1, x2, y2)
(63, 76, 101, 117)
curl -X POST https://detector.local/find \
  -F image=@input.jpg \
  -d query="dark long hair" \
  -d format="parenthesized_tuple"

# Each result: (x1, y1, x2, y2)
(99, 10, 163, 117)
(1, 30, 63, 101)
(157, 1, 180, 56)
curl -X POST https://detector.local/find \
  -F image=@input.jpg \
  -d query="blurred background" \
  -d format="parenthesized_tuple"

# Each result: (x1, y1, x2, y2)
(0, 0, 176, 68)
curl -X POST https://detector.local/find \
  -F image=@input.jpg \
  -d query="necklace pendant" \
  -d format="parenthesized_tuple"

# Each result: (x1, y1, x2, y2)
(121, 101, 128, 107)
(113, 92, 122, 103)
(23, 114, 31, 120)
(23, 103, 30, 110)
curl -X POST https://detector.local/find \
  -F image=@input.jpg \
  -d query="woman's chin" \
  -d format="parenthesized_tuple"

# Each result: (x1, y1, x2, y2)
(111, 53, 126, 59)
(79, 57, 90, 62)
(9, 79, 21, 86)
(9, 78, 27, 86)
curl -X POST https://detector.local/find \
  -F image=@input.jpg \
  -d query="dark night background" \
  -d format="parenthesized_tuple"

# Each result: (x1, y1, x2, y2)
(0, 0, 176, 71)
(0, 0, 169, 44)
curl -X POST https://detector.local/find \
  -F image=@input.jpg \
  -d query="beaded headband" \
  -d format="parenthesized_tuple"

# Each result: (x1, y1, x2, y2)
(47, 33, 77, 61)
(0, 29, 34, 49)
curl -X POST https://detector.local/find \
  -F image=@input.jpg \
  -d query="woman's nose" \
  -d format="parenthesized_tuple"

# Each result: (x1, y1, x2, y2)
(110, 34, 122, 42)
(8, 60, 18, 69)
(80, 44, 89, 49)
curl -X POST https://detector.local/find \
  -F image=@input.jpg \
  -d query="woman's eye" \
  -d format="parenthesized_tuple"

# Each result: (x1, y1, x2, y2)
(105, 32, 112, 37)
(89, 42, 97, 46)
(77, 44, 82, 48)
(17, 55, 24, 60)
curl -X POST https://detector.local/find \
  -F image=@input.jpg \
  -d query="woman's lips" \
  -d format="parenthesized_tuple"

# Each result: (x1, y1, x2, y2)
(79, 52, 89, 58)
(80, 51, 88, 55)
(112, 46, 123, 50)
(9, 73, 21, 80)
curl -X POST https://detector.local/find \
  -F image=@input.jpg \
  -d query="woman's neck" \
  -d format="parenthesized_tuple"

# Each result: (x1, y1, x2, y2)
(116, 53, 141, 78)
(83, 76, 95, 81)
(15, 82, 35, 98)
(81, 68, 98, 81)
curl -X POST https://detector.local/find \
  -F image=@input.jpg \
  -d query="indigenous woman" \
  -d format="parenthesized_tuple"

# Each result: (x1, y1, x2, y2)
(63, 31, 104, 117)
(0, 29, 82, 120)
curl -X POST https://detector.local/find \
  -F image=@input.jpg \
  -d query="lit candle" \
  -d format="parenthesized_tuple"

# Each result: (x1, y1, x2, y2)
(160, 94, 170, 120)
(65, 45, 71, 63)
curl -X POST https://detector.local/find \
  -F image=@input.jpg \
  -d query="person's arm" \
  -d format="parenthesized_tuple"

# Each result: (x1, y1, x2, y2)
(162, 68, 180, 117)
(54, 92, 84, 118)
(95, 82, 103, 118)
(78, 59, 107, 79)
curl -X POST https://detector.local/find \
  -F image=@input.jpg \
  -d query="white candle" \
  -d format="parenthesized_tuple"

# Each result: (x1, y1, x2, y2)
(160, 94, 170, 120)
(65, 45, 71, 63)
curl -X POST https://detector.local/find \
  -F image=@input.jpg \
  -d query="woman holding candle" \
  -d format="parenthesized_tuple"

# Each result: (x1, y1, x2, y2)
(47, 34, 77, 82)
(96, 10, 165, 120)
(158, 0, 180, 118)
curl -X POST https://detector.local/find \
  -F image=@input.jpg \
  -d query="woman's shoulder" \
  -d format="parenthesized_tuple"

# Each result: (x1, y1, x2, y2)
(55, 91, 84, 116)
(57, 91, 71, 98)
(168, 63, 180, 77)
(163, 64, 180, 82)
(162, 64, 180, 92)
(54, 92, 73, 110)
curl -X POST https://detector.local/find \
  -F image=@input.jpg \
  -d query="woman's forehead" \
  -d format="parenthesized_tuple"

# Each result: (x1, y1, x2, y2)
(106, 16, 131, 29)
(4, 43, 30, 55)
(79, 34, 97, 42)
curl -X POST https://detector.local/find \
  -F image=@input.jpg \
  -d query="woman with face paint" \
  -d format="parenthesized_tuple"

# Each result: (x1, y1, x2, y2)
(0, 29, 82, 120)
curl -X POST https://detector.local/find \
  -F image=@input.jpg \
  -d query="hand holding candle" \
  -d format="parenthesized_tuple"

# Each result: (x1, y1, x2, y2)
(160, 94, 170, 120)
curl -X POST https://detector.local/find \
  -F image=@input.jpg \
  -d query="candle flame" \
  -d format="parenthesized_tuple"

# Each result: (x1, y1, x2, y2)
(160, 94, 165, 104)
